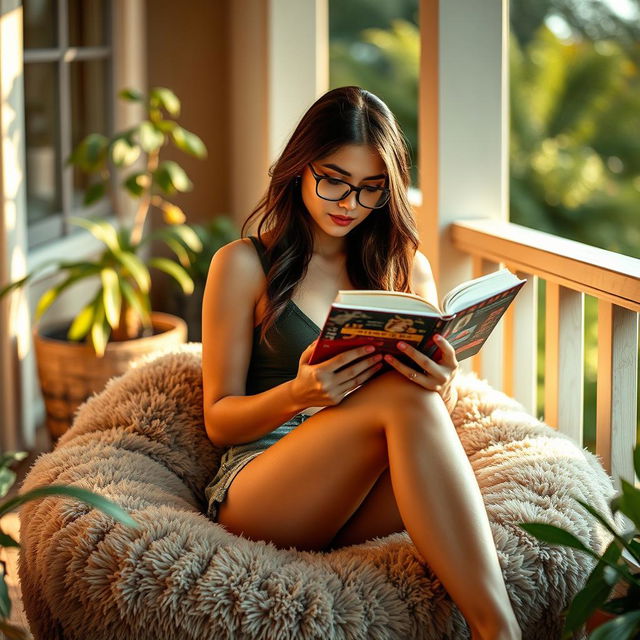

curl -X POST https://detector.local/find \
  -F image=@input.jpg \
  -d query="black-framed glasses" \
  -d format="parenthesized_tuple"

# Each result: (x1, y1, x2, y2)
(307, 164, 391, 209)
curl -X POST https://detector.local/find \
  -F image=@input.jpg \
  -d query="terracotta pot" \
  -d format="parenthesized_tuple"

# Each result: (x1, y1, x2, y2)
(33, 312, 187, 440)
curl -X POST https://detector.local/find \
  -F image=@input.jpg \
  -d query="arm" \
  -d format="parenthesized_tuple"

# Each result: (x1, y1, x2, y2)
(202, 240, 308, 448)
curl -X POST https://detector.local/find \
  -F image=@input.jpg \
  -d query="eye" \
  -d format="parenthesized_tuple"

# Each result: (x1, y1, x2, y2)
(363, 185, 383, 193)
(325, 177, 344, 186)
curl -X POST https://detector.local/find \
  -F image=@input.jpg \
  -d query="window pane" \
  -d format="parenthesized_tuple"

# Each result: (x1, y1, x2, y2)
(70, 59, 110, 210)
(23, 0, 58, 49)
(68, 0, 109, 47)
(24, 62, 62, 226)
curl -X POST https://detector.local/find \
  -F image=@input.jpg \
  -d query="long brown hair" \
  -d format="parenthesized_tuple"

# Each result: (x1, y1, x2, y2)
(241, 86, 419, 347)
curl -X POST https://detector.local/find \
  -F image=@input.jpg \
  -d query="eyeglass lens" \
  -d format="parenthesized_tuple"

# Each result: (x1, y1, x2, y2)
(316, 178, 389, 208)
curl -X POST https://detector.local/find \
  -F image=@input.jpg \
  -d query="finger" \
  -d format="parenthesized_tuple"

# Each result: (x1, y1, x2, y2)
(396, 340, 447, 383)
(337, 360, 384, 394)
(324, 344, 376, 372)
(299, 338, 319, 365)
(383, 353, 442, 391)
(432, 334, 459, 368)
(335, 352, 384, 385)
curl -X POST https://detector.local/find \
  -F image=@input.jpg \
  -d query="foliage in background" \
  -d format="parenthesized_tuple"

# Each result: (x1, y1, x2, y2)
(520, 445, 640, 639)
(330, 0, 640, 448)
(0, 87, 206, 356)
(0, 452, 138, 639)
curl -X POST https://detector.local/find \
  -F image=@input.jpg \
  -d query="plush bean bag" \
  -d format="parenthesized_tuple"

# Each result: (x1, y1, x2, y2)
(17, 344, 624, 640)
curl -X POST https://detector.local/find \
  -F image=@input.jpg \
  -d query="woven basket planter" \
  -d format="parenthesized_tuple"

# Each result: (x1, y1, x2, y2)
(33, 311, 187, 440)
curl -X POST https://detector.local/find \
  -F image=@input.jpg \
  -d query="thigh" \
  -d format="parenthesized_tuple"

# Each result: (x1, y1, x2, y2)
(327, 468, 404, 550)
(216, 371, 417, 551)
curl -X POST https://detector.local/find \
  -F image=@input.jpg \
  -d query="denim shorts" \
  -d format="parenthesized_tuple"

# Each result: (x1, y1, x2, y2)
(205, 412, 311, 522)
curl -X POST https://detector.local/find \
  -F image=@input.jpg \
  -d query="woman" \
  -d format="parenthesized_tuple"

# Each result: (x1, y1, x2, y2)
(202, 86, 521, 640)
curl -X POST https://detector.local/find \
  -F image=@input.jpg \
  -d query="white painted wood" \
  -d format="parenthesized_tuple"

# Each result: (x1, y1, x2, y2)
(597, 302, 638, 490)
(556, 287, 584, 443)
(0, 0, 34, 452)
(267, 0, 328, 163)
(512, 272, 538, 417)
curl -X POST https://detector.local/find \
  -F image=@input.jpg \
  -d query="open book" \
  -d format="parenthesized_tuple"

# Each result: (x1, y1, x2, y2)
(308, 268, 526, 370)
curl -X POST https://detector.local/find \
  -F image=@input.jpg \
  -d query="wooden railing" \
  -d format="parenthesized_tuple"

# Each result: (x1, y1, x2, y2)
(450, 219, 640, 489)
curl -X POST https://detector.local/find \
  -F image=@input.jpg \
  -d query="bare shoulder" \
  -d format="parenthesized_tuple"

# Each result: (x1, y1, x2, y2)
(411, 249, 438, 305)
(207, 237, 263, 281)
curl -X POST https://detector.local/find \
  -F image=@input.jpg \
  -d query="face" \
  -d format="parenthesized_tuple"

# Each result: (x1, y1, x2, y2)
(300, 144, 388, 240)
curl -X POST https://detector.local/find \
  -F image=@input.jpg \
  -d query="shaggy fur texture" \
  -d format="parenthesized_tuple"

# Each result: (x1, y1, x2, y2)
(17, 344, 624, 640)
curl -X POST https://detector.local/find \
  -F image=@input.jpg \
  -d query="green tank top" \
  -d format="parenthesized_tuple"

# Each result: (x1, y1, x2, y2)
(245, 235, 321, 395)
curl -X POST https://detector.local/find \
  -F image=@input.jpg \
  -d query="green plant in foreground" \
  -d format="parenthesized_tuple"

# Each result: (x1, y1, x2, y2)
(519, 445, 640, 639)
(0, 86, 205, 356)
(0, 452, 139, 639)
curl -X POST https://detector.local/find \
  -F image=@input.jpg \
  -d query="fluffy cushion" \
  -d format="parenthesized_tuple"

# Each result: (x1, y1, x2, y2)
(18, 344, 623, 639)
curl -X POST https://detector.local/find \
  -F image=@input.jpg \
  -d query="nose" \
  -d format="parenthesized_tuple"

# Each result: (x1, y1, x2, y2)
(338, 191, 358, 211)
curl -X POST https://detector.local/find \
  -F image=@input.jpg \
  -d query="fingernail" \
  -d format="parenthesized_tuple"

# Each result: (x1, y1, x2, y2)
(384, 354, 394, 362)
(434, 334, 441, 342)
(397, 341, 407, 350)
(365, 345, 375, 353)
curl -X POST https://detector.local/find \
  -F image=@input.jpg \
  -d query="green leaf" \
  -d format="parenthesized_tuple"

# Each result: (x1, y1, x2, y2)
(575, 498, 640, 565)
(0, 618, 30, 639)
(100, 267, 122, 329)
(67, 133, 109, 172)
(34, 265, 101, 323)
(0, 274, 31, 299)
(66, 301, 95, 341)
(163, 235, 192, 269)
(148, 257, 194, 295)
(0, 571, 10, 619)
(110, 136, 140, 167)
(0, 484, 140, 528)
(123, 172, 148, 198)
(0, 531, 20, 548)
(154, 120, 176, 134)
(69, 217, 120, 253)
(563, 572, 614, 632)
(589, 611, 640, 640)
(111, 251, 150, 293)
(0, 468, 16, 499)
(120, 280, 152, 330)
(618, 479, 640, 531)
(83, 181, 106, 206)
(137, 120, 165, 153)
(171, 125, 207, 158)
(0, 452, 28, 469)
(149, 87, 180, 116)
(118, 88, 144, 103)
(89, 297, 109, 357)
(152, 161, 193, 194)
(518, 522, 596, 556)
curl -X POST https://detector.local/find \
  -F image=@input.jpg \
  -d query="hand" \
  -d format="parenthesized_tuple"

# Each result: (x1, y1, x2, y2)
(383, 334, 459, 413)
(290, 339, 384, 408)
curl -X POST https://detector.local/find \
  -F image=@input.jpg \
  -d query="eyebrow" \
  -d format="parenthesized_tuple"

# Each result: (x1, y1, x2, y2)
(320, 163, 386, 181)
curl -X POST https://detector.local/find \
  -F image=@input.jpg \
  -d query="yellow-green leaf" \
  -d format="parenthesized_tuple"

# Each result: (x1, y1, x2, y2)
(120, 280, 152, 330)
(69, 217, 120, 252)
(149, 87, 180, 116)
(67, 302, 95, 341)
(138, 121, 164, 153)
(100, 268, 122, 329)
(111, 251, 151, 293)
(111, 137, 140, 167)
(90, 298, 109, 357)
(171, 126, 207, 158)
(148, 257, 194, 294)
(118, 88, 143, 103)
(34, 287, 59, 322)
(163, 235, 191, 269)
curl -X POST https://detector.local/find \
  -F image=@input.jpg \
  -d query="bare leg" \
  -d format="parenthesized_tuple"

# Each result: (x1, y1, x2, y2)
(216, 371, 520, 639)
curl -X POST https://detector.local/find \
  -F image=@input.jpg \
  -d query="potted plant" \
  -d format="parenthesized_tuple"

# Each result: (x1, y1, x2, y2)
(0, 87, 206, 440)
(0, 451, 139, 639)
(519, 445, 640, 639)
(164, 215, 239, 341)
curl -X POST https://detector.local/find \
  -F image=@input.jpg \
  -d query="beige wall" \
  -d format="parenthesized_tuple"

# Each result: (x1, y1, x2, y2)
(146, 0, 231, 223)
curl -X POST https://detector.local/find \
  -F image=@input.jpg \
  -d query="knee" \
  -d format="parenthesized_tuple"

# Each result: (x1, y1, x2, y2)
(363, 370, 447, 421)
